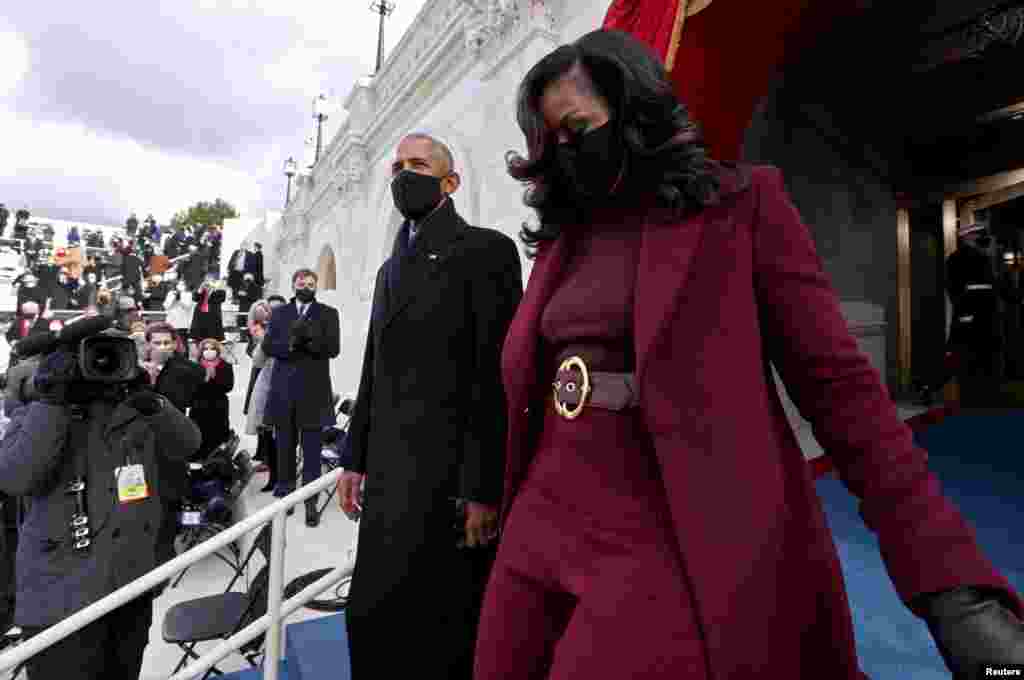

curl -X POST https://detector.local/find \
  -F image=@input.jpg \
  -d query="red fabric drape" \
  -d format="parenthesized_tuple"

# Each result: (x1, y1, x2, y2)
(602, 0, 867, 480)
(602, 0, 866, 161)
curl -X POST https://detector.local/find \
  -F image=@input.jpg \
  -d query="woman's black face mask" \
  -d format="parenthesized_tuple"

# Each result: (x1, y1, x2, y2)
(554, 122, 623, 200)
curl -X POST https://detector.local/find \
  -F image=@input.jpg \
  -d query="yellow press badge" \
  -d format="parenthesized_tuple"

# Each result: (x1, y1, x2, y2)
(115, 464, 150, 503)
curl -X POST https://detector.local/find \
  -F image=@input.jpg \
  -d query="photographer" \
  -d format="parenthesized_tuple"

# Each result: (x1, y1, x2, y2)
(0, 318, 201, 679)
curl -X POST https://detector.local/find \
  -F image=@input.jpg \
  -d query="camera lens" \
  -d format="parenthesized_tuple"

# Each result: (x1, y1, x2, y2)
(89, 347, 118, 375)
(80, 336, 137, 383)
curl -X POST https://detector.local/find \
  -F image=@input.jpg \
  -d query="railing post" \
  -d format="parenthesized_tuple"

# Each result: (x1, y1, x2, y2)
(264, 511, 288, 680)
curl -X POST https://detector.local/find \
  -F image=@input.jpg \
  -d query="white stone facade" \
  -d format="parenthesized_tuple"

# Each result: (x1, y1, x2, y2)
(243, 0, 888, 459)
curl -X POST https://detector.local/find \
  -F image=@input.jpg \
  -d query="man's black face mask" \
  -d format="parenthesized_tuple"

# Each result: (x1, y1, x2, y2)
(554, 122, 623, 201)
(391, 170, 445, 221)
(295, 288, 315, 303)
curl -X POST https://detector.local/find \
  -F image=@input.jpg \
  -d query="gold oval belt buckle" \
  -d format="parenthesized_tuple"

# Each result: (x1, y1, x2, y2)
(552, 355, 590, 420)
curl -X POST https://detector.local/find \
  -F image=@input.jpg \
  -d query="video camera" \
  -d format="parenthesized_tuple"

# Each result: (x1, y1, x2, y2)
(14, 316, 138, 384)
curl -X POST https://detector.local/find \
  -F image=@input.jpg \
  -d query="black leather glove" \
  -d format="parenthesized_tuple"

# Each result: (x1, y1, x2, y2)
(914, 586, 1024, 677)
(289, 321, 314, 353)
(33, 351, 80, 405)
(290, 320, 313, 342)
(125, 390, 165, 416)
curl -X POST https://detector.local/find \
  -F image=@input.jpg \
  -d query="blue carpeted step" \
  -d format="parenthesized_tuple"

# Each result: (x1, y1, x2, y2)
(283, 613, 349, 680)
(815, 411, 1024, 679)
(213, 659, 292, 679)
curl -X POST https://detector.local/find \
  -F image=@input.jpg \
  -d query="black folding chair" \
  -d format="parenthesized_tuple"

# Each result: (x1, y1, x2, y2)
(316, 398, 354, 518)
(162, 524, 271, 678)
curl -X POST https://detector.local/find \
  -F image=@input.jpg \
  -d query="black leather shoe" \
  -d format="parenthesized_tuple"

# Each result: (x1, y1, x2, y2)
(305, 498, 319, 527)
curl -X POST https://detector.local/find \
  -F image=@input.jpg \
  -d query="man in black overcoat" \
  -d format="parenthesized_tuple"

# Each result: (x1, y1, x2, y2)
(338, 133, 523, 679)
(261, 269, 340, 526)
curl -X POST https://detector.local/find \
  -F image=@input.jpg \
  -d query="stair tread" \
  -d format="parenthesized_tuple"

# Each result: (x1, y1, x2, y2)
(285, 613, 349, 680)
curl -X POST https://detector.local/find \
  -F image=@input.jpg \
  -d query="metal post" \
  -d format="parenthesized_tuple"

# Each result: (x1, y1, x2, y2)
(314, 117, 324, 165)
(263, 511, 288, 680)
(285, 175, 293, 207)
(370, 0, 396, 74)
(376, 7, 386, 72)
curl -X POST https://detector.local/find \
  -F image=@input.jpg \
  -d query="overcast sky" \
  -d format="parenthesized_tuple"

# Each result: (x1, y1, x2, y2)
(0, 0, 427, 226)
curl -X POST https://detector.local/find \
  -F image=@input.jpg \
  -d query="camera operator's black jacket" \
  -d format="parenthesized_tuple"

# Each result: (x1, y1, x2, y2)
(0, 388, 200, 628)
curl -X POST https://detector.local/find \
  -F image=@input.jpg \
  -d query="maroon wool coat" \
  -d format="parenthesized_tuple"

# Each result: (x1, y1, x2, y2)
(498, 165, 1023, 678)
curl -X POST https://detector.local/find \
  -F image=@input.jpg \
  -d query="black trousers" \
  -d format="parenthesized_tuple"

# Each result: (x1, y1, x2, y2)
(0, 497, 18, 632)
(275, 409, 322, 488)
(257, 429, 278, 484)
(23, 592, 154, 680)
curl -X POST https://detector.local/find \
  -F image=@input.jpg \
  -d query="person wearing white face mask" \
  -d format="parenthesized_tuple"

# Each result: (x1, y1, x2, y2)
(189, 339, 234, 461)
(164, 280, 195, 352)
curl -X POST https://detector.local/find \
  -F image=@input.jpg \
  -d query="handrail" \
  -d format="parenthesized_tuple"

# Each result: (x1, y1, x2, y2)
(0, 466, 348, 679)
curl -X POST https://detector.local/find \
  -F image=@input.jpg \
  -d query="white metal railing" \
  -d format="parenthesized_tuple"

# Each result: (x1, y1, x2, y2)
(0, 467, 352, 680)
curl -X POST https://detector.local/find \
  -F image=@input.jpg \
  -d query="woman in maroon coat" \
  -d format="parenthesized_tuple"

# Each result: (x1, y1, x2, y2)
(472, 30, 1024, 680)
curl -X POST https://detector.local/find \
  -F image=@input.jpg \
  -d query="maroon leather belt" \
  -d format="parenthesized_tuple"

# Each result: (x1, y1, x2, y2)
(551, 355, 639, 419)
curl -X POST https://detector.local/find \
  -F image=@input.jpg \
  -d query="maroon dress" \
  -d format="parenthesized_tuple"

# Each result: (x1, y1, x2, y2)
(474, 211, 708, 679)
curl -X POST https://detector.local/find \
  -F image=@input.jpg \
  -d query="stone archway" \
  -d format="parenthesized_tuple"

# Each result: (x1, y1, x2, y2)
(317, 245, 337, 291)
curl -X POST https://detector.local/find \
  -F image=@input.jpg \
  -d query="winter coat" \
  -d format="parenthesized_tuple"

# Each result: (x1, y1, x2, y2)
(261, 299, 340, 429)
(245, 344, 273, 436)
(0, 391, 200, 627)
(189, 359, 234, 460)
(190, 288, 226, 341)
(152, 355, 207, 500)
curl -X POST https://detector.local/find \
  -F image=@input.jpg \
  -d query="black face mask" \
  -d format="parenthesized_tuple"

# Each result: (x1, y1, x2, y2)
(392, 170, 444, 221)
(555, 122, 623, 200)
(295, 289, 315, 303)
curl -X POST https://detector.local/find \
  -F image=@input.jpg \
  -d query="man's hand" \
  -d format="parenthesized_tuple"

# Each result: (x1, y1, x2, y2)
(338, 471, 365, 519)
(464, 502, 499, 548)
(290, 320, 313, 341)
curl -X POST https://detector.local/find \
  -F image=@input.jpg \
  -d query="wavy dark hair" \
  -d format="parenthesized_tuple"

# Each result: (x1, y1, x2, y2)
(507, 29, 749, 258)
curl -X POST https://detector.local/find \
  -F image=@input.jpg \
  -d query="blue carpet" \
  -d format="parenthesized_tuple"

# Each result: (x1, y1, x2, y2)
(817, 411, 1024, 679)
(283, 614, 349, 680)
(219, 615, 349, 680)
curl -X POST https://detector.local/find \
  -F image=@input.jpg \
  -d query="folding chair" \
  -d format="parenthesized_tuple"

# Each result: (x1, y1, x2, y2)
(316, 405, 353, 518)
(162, 524, 271, 678)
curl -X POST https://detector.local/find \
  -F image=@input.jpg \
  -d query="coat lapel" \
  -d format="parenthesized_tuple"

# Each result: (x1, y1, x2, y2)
(381, 199, 466, 333)
(634, 211, 709, 391)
